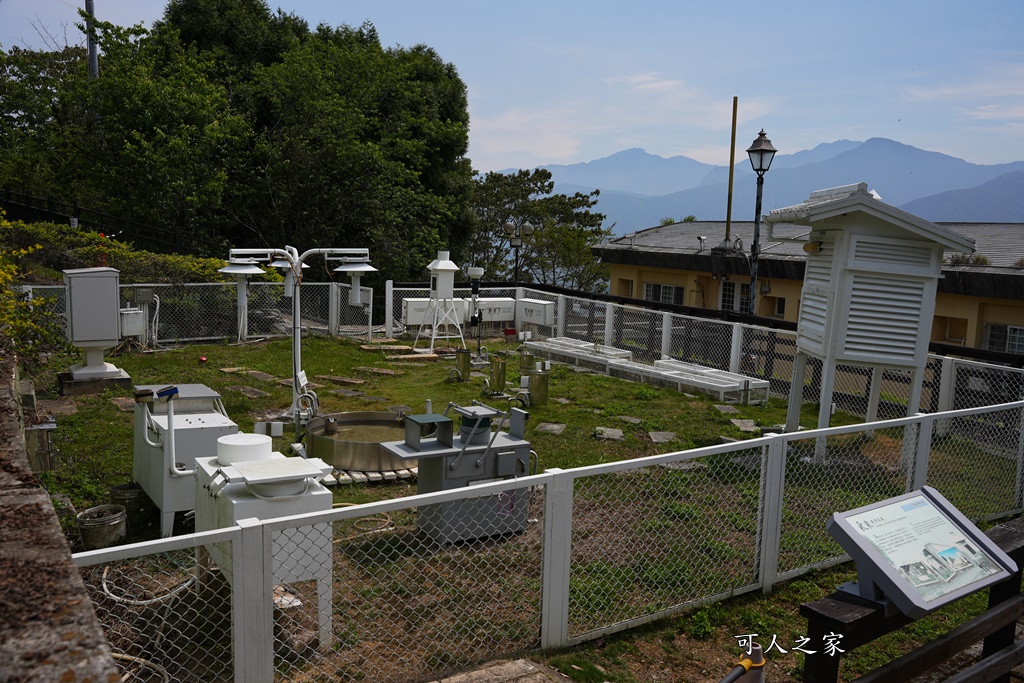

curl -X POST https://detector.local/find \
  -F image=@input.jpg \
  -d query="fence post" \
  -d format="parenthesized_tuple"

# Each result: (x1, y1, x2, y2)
(935, 357, 956, 436)
(365, 286, 374, 343)
(661, 312, 672, 359)
(233, 517, 273, 683)
(556, 295, 565, 338)
(910, 413, 933, 491)
(328, 283, 340, 337)
(385, 280, 394, 339)
(730, 323, 744, 374)
(541, 469, 573, 649)
(603, 303, 614, 346)
(758, 434, 787, 592)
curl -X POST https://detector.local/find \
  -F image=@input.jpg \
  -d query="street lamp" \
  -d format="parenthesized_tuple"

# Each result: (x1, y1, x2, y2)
(745, 129, 777, 316)
(503, 220, 535, 330)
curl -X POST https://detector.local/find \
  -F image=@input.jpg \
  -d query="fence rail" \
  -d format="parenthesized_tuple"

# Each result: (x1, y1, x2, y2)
(74, 400, 1024, 682)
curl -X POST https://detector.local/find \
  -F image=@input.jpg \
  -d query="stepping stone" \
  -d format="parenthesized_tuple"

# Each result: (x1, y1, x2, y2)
(388, 353, 438, 362)
(537, 422, 566, 435)
(365, 471, 383, 483)
(333, 471, 353, 485)
(470, 371, 488, 378)
(382, 471, 397, 481)
(331, 389, 364, 397)
(277, 379, 323, 389)
(111, 397, 136, 412)
(361, 344, 414, 353)
(354, 366, 405, 376)
(730, 419, 759, 433)
(219, 367, 244, 373)
(227, 385, 271, 398)
(595, 427, 624, 441)
(315, 375, 366, 385)
(396, 469, 413, 480)
(617, 415, 642, 424)
(348, 471, 368, 484)
(552, 397, 572, 405)
(241, 370, 277, 382)
(649, 431, 677, 444)
(714, 404, 741, 415)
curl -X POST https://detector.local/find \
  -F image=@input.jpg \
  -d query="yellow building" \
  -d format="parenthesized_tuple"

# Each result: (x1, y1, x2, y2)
(593, 220, 1024, 355)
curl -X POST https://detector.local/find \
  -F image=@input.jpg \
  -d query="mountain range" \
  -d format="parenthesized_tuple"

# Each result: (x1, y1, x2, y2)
(528, 138, 1024, 235)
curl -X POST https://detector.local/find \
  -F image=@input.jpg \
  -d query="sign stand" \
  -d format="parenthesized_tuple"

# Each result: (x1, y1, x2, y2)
(828, 486, 1017, 619)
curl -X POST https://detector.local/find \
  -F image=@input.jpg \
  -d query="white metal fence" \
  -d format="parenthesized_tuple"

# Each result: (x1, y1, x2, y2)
(75, 400, 1024, 683)
(20, 281, 375, 344)
(385, 283, 1024, 417)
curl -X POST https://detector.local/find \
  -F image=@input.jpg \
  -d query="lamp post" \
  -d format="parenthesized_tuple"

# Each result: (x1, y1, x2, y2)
(226, 245, 373, 421)
(503, 220, 534, 330)
(746, 129, 777, 316)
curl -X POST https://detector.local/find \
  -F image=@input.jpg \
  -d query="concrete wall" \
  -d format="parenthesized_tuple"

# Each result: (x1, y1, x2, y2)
(0, 336, 117, 682)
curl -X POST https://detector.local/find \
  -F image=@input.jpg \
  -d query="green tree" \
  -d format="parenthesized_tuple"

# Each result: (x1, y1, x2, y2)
(0, 45, 93, 200)
(465, 169, 610, 292)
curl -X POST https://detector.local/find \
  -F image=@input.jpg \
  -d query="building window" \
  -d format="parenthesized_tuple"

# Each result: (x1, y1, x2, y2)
(644, 282, 684, 306)
(985, 323, 1024, 355)
(775, 297, 786, 317)
(720, 281, 750, 314)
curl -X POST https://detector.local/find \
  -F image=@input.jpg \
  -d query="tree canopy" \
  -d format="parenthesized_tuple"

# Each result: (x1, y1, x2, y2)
(0, 1, 611, 288)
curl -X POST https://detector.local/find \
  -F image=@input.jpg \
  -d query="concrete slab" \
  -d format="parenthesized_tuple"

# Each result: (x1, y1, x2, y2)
(227, 385, 271, 398)
(536, 422, 566, 435)
(240, 370, 277, 382)
(649, 431, 677, 444)
(730, 418, 759, 433)
(331, 389, 364, 397)
(110, 397, 136, 412)
(617, 415, 642, 424)
(595, 426, 624, 441)
(354, 366, 405, 376)
(714, 404, 741, 415)
(432, 659, 561, 683)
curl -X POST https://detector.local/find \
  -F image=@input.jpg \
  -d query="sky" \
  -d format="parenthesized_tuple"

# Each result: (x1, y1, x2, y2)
(2, 1, 1023, 172)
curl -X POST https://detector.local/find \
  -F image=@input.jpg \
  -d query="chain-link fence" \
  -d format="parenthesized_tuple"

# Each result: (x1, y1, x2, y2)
(74, 399, 1024, 681)
(21, 281, 375, 345)
(76, 529, 238, 683)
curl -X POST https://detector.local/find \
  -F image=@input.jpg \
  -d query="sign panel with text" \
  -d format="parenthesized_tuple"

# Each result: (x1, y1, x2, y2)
(828, 486, 1016, 618)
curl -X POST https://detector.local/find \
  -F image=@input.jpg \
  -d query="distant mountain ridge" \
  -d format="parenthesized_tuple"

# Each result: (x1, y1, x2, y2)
(518, 138, 1024, 234)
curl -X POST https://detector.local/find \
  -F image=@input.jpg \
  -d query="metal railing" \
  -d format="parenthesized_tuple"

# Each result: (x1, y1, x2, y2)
(386, 283, 1024, 418)
(74, 400, 1024, 682)
(19, 281, 375, 344)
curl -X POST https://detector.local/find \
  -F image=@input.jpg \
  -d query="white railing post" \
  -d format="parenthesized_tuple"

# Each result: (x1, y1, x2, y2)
(661, 312, 672, 359)
(556, 295, 565, 338)
(233, 518, 273, 683)
(385, 280, 394, 339)
(935, 357, 956, 435)
(730, 323, 744, 374)
(365, 286, 374, 342)
(758, 435, 787, 592)
(603, 303, 614, 346)
(910, 413, 933, 491)
(541, 469, 573, 649)
(1016, 408, 1024, 510)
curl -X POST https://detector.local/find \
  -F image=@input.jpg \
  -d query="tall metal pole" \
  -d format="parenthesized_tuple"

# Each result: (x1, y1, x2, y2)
(725, 96, 738, 242)
(85, 0, 99, 79)
(512, 241, 520, 329)
(748, 174, 764, 316)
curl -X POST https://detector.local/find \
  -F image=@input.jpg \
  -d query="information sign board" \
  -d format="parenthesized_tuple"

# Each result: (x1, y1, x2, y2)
(827, 486, 1016, 618)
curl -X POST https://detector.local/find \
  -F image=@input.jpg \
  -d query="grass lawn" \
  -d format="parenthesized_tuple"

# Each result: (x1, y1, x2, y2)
(25, 335, 1005, 682)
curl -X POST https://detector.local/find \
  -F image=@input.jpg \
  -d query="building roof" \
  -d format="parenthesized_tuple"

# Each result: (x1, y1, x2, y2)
(596, 220, 1024, 269)
(766, 183, 976, 253)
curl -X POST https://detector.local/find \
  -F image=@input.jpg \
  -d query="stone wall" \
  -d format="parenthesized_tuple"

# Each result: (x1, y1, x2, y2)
(0, 336, 118, 682)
